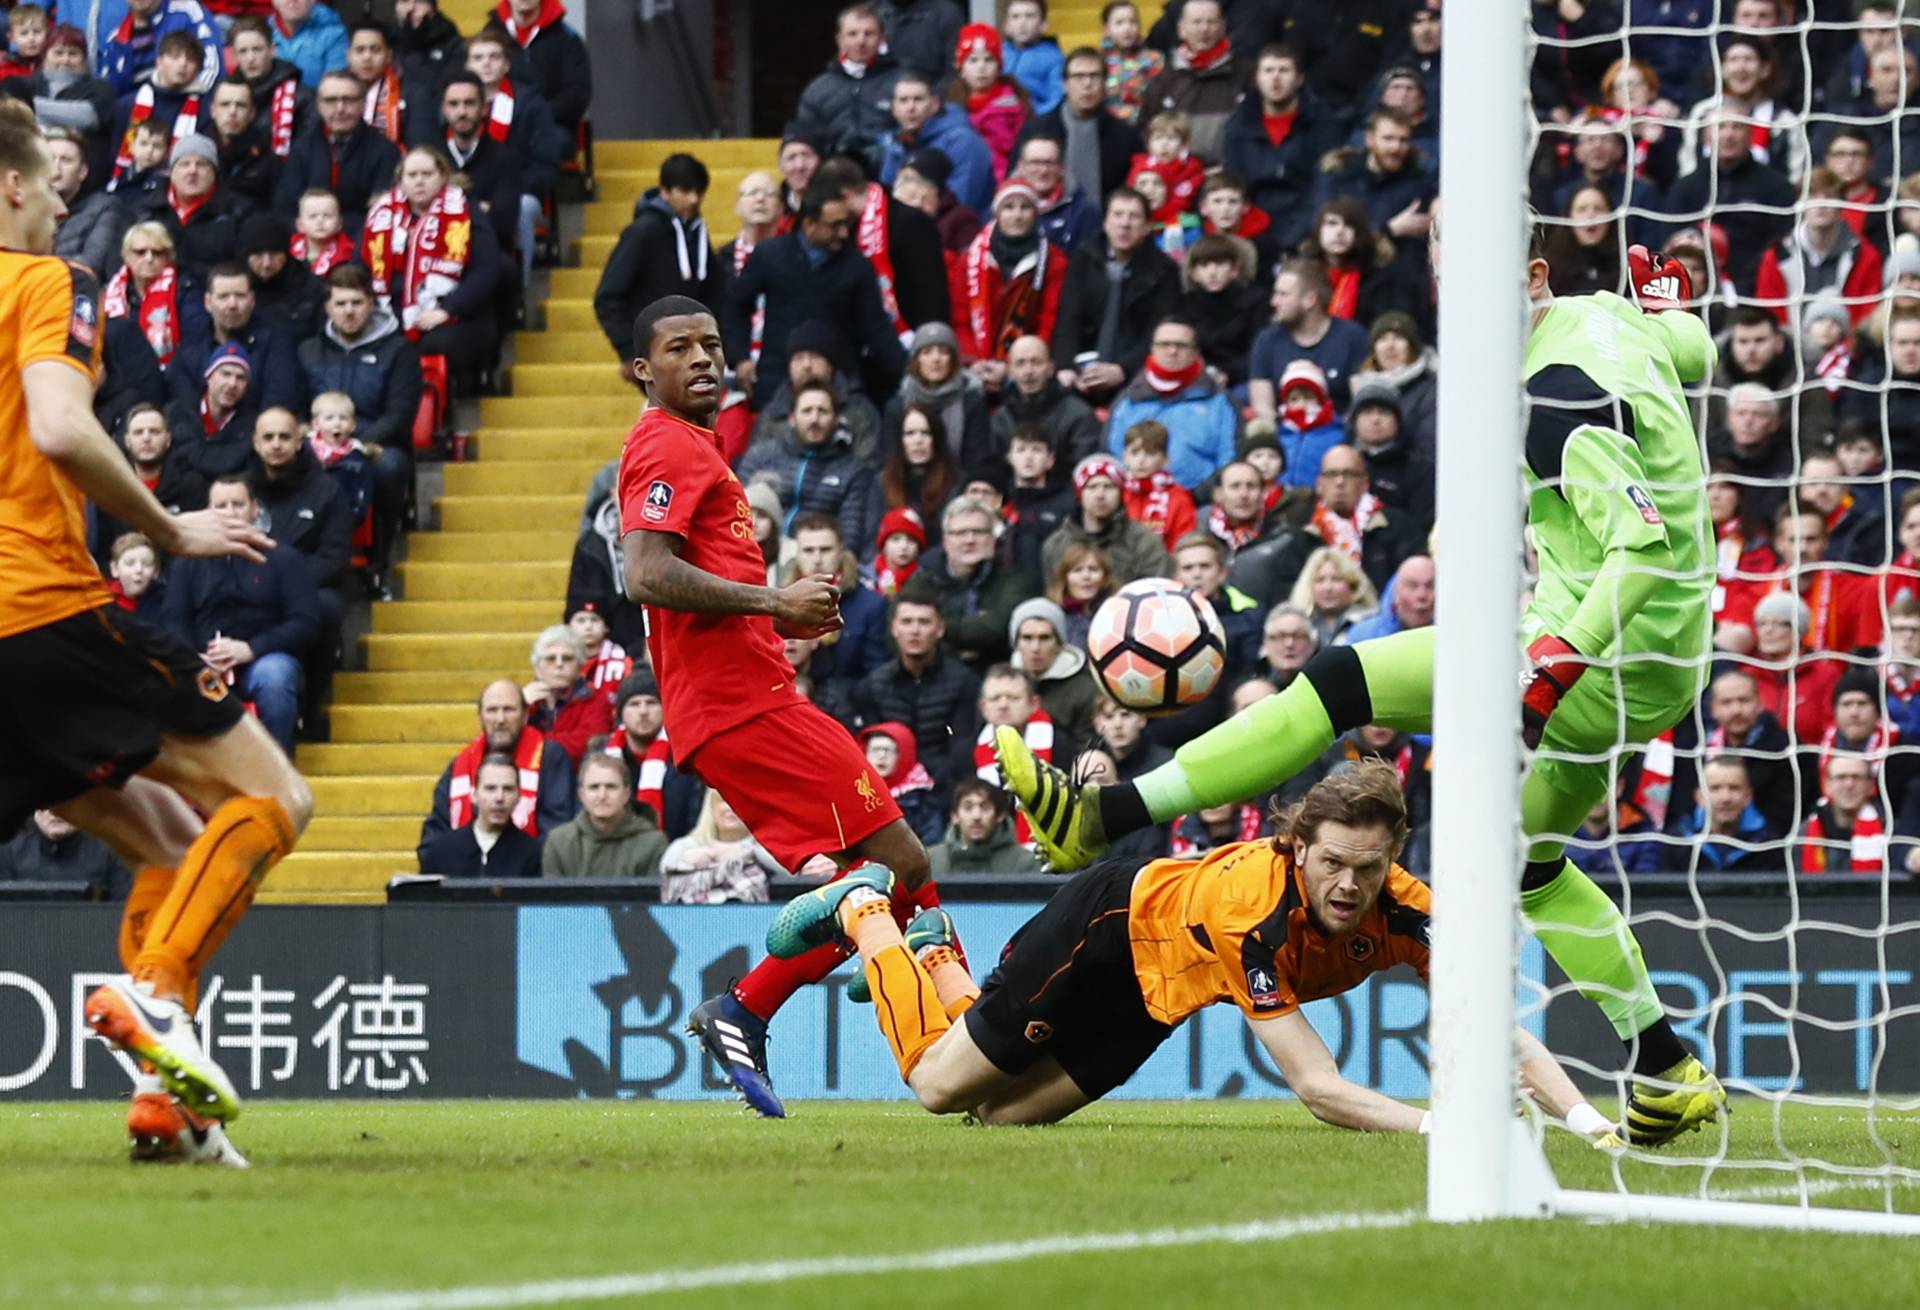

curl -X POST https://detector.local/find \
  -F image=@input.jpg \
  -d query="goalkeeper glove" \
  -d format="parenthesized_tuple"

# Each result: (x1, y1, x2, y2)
(1520, 634, 1586, 750)
(1625, 244, 1692, 313)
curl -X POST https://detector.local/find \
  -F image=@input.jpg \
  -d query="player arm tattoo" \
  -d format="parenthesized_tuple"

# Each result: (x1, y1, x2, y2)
(621, 528, 779, 617)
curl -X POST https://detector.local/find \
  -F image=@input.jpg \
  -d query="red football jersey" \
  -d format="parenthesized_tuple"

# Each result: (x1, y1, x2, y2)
(616, 407, 801, 758)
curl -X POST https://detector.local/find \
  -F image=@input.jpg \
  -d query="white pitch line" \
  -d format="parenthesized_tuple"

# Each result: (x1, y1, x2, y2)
(229, 1210, 1421, 1310)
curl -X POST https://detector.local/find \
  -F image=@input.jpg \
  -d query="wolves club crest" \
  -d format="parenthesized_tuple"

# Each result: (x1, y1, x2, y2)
(1345, 936, 1376, 963)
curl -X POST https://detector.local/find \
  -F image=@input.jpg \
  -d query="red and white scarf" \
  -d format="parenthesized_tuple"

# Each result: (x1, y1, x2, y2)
(1816, 339, 1853, 396)
(1142, 353, 1202, 395)
(1206, 503, 1263, 553)
(498, 0, 568, 46)
(363, 66, 405, 142)
(1818, 722, 1898, 793)
(267, 77, 299, 157)
(486, 78, 515, 144)
(857, 183, 910, 339)
(974, 711, 1052, 842)
(1171, 802, 1264, 857)
(112, 85, 199, 186)
(606, 729, 671, 825)
(1179, 37, 1232, 71)
(961, 223, 1053, 360)
(1631, 729, 1676, 832)
(104, 264, 181, 366)
(448, 730, 548, 834)
(291, 230, 355, 275)
(364, 183, 475, 335)
(1801, 802, 1885, 873)
(1311, 492, 1384, 564)
(201, 391, 237, 436)
(732, 232, 765, 359)
(583, 638, 632, 698)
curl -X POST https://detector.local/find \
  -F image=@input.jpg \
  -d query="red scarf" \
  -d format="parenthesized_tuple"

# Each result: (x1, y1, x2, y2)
(1180, 37, 1232, 71)
(268, 77, 298, 158)
(363, 66, 405, 142)
(170, 183, 210, 229)
(975, 711, 1052, 840)
(112, 86, 199, 187)
(486, 79, 515, 145)
(200, 392, 231, 436)
(291, 230, 355, 275)
(1632, 730, 1676, 832)
(961, 222, 1054, 360)
(1818, 722, 1898, 794)
(1887, 550, 1920, 611)
(364, 184, 475, 336)
(1203, 207, 1271, 241)
(606, 729, 671, 824)
(1206, 502, 1262, 553)
(857, 183, 909, 338)
(873, 556, 918, 597)
(498, 0, 568, 46)
(1801, 803, 1885, 873)
(1142, 354, 1202, 395)
(733, 231, 766, 358)
(1326, 265, 1361, 319)
(1261, 109, 1296, 146)
(105, 264, 181, 366)
(1171, 801, 1264, 857)
(109, 580, 139, 612)
(448, 730, 548, 834)
(1311, 492, 1384, 564)
(582, 638, 633, 699)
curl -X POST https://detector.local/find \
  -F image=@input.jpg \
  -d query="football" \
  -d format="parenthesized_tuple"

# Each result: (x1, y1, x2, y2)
(1086, 578, 1228, 714)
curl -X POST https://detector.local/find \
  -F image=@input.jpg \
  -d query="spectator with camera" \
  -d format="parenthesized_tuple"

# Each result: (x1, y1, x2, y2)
(539, 754, 668, 878)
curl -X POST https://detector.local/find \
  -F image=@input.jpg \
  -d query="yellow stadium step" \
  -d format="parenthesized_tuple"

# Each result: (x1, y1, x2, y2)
(514, 332, 618, 364)
(598, 139, 777, 170)
(268, 852, 412, 894)
(257, 888, 384, 905)
(543, 300, 602, 334)
(307, 815, 431, 851)
(298, 742, 463, 775)
(594, 165, 763, 204)
(471, 431, 620, 462)
(369, 598, 561, 634)
(438, 0, 497, 35)
(442, 461, 604, 496)
(479, 395, 637, 429)
(436, 494, 585, 533)
(308, 775, 438, 816)
(507, 362, 638, 398)
(549, 269, 600, 299)
(575, 235, 620, 266)
(332, 670, 514, 704)
(332, 702, 474, 742)
(396, 559, 573, 601)
(361, 632, 544, 671)
(404, 528, 582, 561)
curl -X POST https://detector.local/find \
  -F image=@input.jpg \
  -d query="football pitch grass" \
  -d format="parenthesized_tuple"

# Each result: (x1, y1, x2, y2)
(9, 1099, 1920, 1310)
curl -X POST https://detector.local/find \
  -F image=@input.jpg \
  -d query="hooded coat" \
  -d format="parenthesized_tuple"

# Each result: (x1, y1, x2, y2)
(928, 816, 1041, 876)
(735, 421, 885, 553)
(859, 721, 946, 846)
(593, 189, 723, 359)
(296, 303, 425, 452)
(793, 51, 905, 160)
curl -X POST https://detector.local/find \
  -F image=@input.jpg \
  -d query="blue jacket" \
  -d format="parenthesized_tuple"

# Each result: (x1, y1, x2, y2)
(1677, 803, 1785, 873)
(879, 103, 997, 213)
(1277, 416, 1346, 488)
(1004, 36, 1064, 115)
(162, 543, 319, 659)
(1566, 818, 1666, 875)
(273, 4, 350, 88)
(1105, 373, 1240, 490)
(734, 425, 885, 558)
(1037, 188, 1100, 252)
(93, 0, 222, 96)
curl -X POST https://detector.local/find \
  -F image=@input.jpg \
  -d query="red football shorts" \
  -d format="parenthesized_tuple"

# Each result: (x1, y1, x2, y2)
(682, 701, 903, 870)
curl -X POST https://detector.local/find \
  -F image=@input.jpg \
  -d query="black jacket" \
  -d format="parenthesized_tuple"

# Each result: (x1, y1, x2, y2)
(92, 458, 208, 566)
(872, 193, 951, 332)
(245, 59, 315, 150)
(97, 316, 167, 438)
(0, 824, 130, 898)
(252, 256, 326, 342)
(724, 232, 909, 407)
(565, 514, 648, 654)
(249, 446, 355, 590)
(216, 125, 282, 210)
(1015, 104, 1143, 201)
(419, 733, 578, 858)
(793, 54, 904, 162)
(162, 543, 319, 657)
(0, 69, 117, 180)
(1356, 434, 1435, 542)
(1051, 236, 1181, 376)
(275, 126, 402, 236)
(511, 19, 592, 138)
(170, 316, 304, 414)
(443, 134, 523, 250)
(1176, 282, 1268, 388)
(1312, 152, 1437, 276)
(139, 187, 252, 280)
(396, 12, 466, 90)
(1280, 0, 1413, 118)
(418, 823, 544, 879)
(1662, 157, 1797, 287)
(851, 653, 982, 796)
(871, 0, 965, 82)
(411, 82, 569, 194)
(297, 307, 424, 453)
(1222, 89, 1344, 248)
(166, 398, 258, 482)
(988, 378, 1103, 485)
(593, 190, 723, 359)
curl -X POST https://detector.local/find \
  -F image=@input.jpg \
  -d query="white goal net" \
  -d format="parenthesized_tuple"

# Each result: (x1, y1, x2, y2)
(1429, 0, 1920, 1232)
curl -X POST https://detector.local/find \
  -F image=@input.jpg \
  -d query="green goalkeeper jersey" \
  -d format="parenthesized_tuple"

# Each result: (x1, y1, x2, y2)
(1520, 291, 1716, 680)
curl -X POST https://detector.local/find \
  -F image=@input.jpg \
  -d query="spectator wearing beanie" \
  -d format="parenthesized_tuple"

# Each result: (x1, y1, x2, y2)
(170, 262, 303, 415)
(951, 176, 1068, 380)
(1104, 313, 1240, 490)
(168, 341, 259, 480)
(900, 494, 1038, 671)
(140, 134, 249, 277)
(870, 506, 927, 597)
(892, 146, 983, 253)
(1348, 309, 1437, 459)
(1271, 358, 1346, 487)
(593, 152, 723, 361)
(750, 320, 884, 464)
(953, 23, 1029, 180)
(1041, 453, 1171, 584)
(240, 210, 324, 340)
(792, 7, 903, 163)
(885, 320, 994, 467)
(1347, 379, 1433, 541)
(773, 121, 828, 226)
(604, 668, 701, 836)
(1821, 665, 1913, 802)
(1008, 595, 1099, 759)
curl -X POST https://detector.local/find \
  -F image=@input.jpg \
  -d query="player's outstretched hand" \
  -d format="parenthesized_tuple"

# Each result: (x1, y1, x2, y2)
(1625, 244, 1691, 313)
(772, 574, 844, 640)
(1519, 633, 1587, 750)
(164, 509, 273, 563)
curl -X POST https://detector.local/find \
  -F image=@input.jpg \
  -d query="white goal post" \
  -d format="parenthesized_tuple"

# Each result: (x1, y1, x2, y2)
(1427, 0, 1920, 1236)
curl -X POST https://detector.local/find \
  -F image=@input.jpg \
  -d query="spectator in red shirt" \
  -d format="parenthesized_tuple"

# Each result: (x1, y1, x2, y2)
(1743, 590, 1841, 745)
(522, 624, 615, 764)
(1770, 504, 1884, 655)
(1752, 167, 1884, 327)
(1708, 459, 1780, 654)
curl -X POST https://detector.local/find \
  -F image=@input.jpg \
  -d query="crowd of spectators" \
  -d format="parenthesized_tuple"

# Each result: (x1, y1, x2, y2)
(32, 0, 589, 750)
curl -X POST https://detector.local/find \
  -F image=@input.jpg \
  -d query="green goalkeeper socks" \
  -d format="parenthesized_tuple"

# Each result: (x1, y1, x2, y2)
(1127, 630, 1438, 827)
(1520, 860, 1667, 1043)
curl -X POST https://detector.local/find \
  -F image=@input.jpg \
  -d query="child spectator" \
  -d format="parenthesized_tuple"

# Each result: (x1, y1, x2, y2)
(306, 389, 374, 539)
(109, 30, 209, 186)
(953, 23, 1029, 182)
(1197, 172, 1278, 278)
(1802, 298, 1853, 397)
(1047, 541, 1114, 648)
(928, 777, 1041, 875)
(659, 790, 779, 903)
(293, 188, 355, 274)
(1119, 419, 1197, 551)
(114, 119, 172, 196)
(1128, 110, 1204, 219)
(1176, 233, 1266, 387)
(1170, 799, 1269, 857)
(1240, 422, 1286, 497)
(1000, 0, 1063, 115)
(860, 721, 945, 846)
(1275, 359, 1345, 487)
(1004, 426, 1072, 574)
(869, 506, 927, 598)
(570, 601, 633, 705)
(109, 532, 161, 617)
(0, 5, 48, 80)
(1128, 165, 1200, 259)
(1101, 0, 1163, 124)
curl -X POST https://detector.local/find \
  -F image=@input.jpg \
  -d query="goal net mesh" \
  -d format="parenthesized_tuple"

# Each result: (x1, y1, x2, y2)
(1522, 0, 1920, 1216)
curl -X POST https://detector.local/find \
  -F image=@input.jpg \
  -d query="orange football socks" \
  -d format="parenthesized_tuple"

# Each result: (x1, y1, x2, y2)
(917, 945, 980, 1020)
(844, 895, 951, 1078)
(132, 795, 296, 1003)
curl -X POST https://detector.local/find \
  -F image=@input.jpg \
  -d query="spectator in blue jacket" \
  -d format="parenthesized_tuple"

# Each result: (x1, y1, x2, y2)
(93, 0, 222, 96)
(878, 72, 996, 213)
(735, 382, 884, 555)
(1670, 756, 1789, 873)
(1105, 315, 1239, 489)
(1001, 0, 1064, 114)
(162, 474, 318, 751)
(271, 0, 350, 87)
